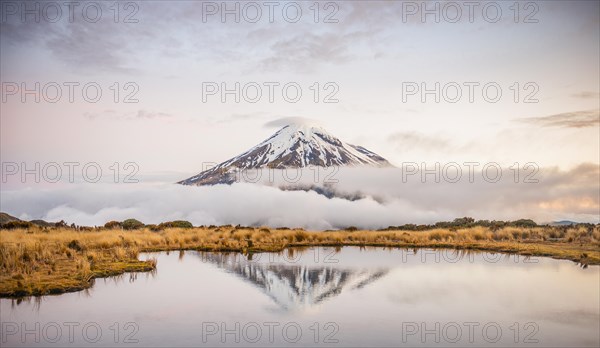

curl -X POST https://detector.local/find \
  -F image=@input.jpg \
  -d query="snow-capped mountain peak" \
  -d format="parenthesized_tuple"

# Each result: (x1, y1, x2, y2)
(179, 123, 390, 186)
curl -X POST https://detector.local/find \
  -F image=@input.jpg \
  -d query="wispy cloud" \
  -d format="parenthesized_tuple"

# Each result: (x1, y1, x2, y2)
(571, 91, 600, 99)
(264, 117, 323, 128)
(136, 110, 172, 119)
(257, 32, 354, 73)
(518, 109, 600, 129)
(84, 109, 172, 120)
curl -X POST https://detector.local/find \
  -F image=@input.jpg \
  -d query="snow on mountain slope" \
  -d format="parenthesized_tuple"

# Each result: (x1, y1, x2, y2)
(179, 123, 391, 186)
(201, 252, 388, 311)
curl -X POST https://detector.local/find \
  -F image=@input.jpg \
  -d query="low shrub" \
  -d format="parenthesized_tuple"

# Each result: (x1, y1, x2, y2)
(158, 220, 193, 229)
(122, 219, 144, 230)
(0, 221, 33, 229)
(146, 224, 161, 232)
(104, 221, 122, 229)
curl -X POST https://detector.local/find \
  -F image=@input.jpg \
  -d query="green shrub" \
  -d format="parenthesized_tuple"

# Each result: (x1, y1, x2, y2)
(122, 219, 144, 230)
(511, 219, 538, 228)
(158, 220, 193, 229)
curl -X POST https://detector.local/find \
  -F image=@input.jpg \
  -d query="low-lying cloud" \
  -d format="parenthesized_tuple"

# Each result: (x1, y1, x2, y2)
(2, 164, 598, 230)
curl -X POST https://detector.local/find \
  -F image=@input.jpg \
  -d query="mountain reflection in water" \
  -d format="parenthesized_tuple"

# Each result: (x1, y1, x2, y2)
(197, 251, 388, 311)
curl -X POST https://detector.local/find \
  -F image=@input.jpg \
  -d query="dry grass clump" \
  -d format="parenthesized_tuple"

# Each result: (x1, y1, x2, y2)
(0, 230, 155, 297)
(1, 224, 599, 297)
(427, 229, 455, 241)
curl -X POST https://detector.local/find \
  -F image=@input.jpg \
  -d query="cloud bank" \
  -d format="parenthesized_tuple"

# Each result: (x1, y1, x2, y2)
(2, 165, 598, 230)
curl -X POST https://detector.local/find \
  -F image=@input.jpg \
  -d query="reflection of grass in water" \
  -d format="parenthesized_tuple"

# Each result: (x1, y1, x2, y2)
(1, 225, 599, 297)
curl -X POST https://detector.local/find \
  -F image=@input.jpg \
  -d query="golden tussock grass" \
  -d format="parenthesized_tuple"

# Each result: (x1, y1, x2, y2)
(1, 225, 598, 297)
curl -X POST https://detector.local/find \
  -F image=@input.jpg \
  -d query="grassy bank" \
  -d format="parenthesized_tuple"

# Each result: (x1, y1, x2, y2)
(1, 225, 599, 297)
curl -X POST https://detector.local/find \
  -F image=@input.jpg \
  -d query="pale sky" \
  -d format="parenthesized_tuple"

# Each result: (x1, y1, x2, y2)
(1, 0, 598, 177)
(1, 1, 599, 225)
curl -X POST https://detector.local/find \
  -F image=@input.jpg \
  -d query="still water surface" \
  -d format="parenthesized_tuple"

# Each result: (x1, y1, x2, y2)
(1, 247, 599, 347)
